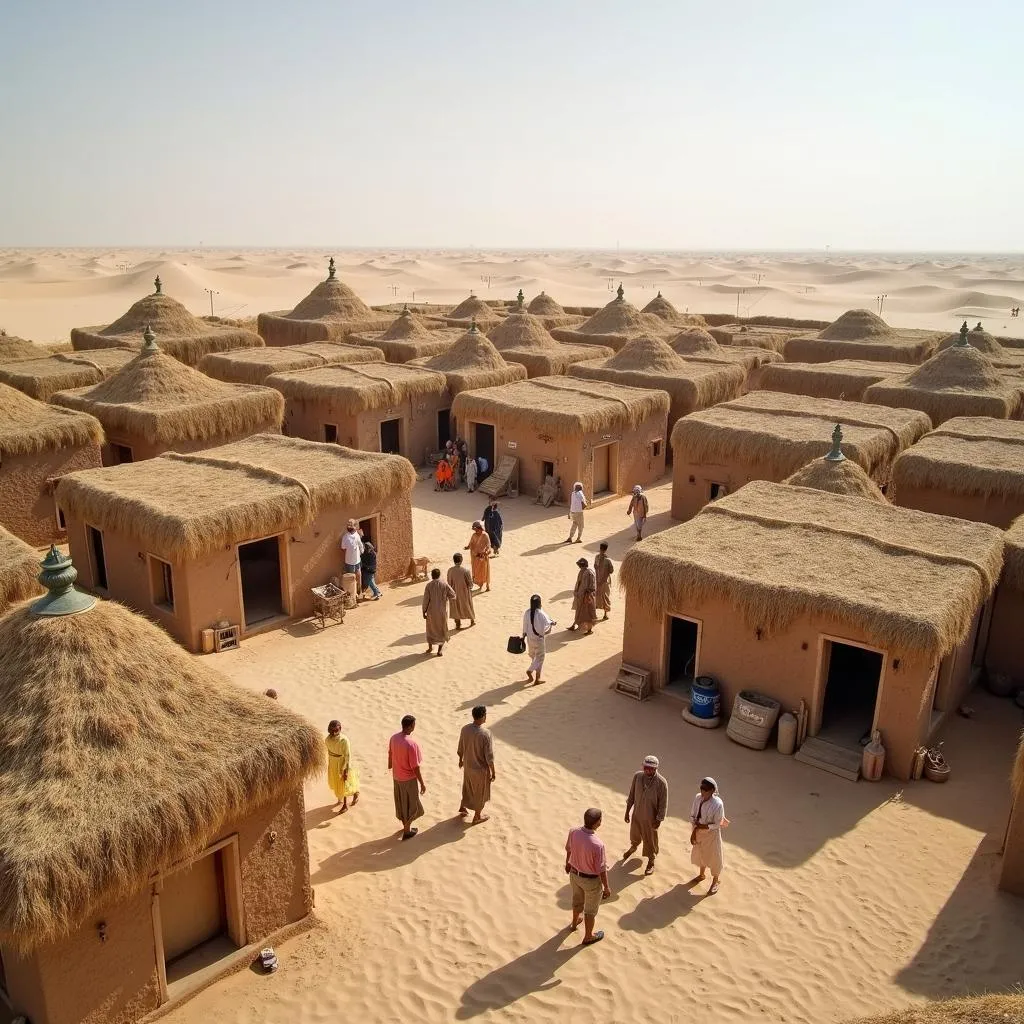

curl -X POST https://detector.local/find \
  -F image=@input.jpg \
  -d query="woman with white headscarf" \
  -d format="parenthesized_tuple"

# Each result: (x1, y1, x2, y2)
(689, 776, 726, 894)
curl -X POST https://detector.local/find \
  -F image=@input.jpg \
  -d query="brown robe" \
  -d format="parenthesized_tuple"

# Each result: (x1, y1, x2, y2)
(572, 566, 598, 627)
(468, 530, 491, 587)
(626, 770, 668, 859)
(594, 552, 613, 612)
(447, 564, 475, 622)
(422, 577, 456, 644)
(457, 722, 494, 812)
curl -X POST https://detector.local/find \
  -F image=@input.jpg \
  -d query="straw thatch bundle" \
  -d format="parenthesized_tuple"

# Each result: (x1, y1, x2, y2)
(198, 342, 384, 386)
(619, 479, 1003, 658)
(0, 526, 44, 613)
(451, 375, 669, 438)
(784, 454, 888, 502)
(784, 309, 940, 365)
(891, 417, 1024, 505)
(348, 308, 462, 363)
(1004, 515, 1024, 593)
(757, 359, 914, 402)
(412, 326, 527, 395)
(850, 992, 1024, 1024)
(671, 390, 931, 481)
(72, 290, 263, 366)
(0, 334, 42, 363)
(56, 433, 416, 562)
(0, 349, 136, 401)
(51, 343, 283, 447)
(0, 577, 322, 948)
(0, 383, 103, 458)
(266, 361, 448, 414)
(550, 287, 674, 350)
(937, 324, 1002, 355)
(863, 347, 1023, 424)
(642, 292, 706, 329)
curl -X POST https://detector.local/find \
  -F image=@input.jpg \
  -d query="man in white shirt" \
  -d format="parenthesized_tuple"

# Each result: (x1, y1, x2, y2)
(565, 482, 588, 543)
(340, 519, 365, 595)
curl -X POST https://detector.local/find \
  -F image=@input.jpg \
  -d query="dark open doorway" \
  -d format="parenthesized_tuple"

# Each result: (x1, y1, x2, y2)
(238, 537, 284, 628)
(358, 516, 376, 552)
(111, 443, 134, 465)
(380, 418, 401, 455)
(819, 640, 883, 748)
(474, 422, 495, 476)
(437, 409, 451, 449)
(666, 616, 699, 696)
(323, 423, 338, 444)
(88, 526, 108, 589)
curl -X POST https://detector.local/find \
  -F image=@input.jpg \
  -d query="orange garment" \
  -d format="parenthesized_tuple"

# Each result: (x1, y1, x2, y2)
(468, 530, 491, 586)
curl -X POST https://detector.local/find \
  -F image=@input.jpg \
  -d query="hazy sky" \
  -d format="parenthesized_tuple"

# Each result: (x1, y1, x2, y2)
(1, 0, 1021, 250)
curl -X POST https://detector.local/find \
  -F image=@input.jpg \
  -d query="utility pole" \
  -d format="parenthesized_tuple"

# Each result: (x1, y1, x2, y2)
(204, 289, 219, 316)
(876, 294, 887, 315)
(736, 289, 745, 318)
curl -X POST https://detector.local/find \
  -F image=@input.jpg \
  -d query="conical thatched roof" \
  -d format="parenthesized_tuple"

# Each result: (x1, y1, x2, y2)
(527, 291, 565, 316)
(670, 327, 721, 355)
(550, 286, 680, 350)
(605, 335, 693, 373)
(784, 450, 888, 503)
(286, 261, 373, 321)
(379, 307, 436, 342)
(784, 309, 940, 365)
(448, 294, 494, 320)
(0, 334, 41, 363)
(347, 310, 463, 363)
(414, 325, 527, 394)
(819, 309, 892, 341)
(198, 342, 384, 386)
(52, 337, 284, 446)
(488, 310, 560, 351)
(0, 382, 102, 458)
(0, 547, 323, 949)
(0, 349, 136, 401)
(937, 324, 1002, 355)
(0, 526, 44, 613)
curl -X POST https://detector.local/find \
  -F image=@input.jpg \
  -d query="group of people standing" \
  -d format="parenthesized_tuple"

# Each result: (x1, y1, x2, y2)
(435, 437, 492, 493)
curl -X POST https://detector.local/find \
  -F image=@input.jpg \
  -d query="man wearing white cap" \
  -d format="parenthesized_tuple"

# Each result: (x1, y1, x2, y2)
(565, 481, 588, 543)
(623, 754, 668, 876)
(626, 484, 649, 541)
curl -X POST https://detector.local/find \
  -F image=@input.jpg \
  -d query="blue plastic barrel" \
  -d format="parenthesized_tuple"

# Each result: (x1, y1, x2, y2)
(690, 676, 721, 719)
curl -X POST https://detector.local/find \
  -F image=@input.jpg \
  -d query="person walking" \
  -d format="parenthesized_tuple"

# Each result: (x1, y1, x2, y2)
(465, 452, 478, 492)
(569, 557, 597, 635)
(522, 593, 555, 684)
(594, 542, 613, 621)
(627, 484, 649, 541)
(422, 567, 456, 657)
(388, 715, 426, 840)
(466, 521, 492, 592)
(326, 720, 360, 814)
(360, 541, 382, 600)
(565, 808, 611, 946)
(457, 705, 495, 824)
(689, 776, 726, 894)
(623, 754, 667, 875)
(483, 500, 504, 556)
(447, 552, 475, 629)
(340, 519, 364, 594)
(565, 482, 588, 543)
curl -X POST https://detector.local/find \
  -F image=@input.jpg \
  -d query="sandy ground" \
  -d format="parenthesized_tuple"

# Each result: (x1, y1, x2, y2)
(151, 478, 1024, 1024)
(1, 248, 1023, 344)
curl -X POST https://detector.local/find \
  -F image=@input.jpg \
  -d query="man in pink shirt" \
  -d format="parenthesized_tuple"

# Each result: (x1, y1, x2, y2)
(565, 807, 611, 945)
(388, 715, 426, 840)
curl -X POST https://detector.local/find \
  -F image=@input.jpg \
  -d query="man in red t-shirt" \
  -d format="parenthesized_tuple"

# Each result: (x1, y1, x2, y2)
(388, 714, 427, 840)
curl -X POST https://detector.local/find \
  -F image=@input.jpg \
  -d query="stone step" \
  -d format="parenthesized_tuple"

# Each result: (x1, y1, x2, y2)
(794, 736, 862, 782)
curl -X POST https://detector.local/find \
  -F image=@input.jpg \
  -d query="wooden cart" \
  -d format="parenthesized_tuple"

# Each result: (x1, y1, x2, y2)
(311, 578, 346, 629)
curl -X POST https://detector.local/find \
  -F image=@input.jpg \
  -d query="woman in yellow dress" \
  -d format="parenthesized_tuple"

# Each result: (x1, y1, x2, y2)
(326, 720, 360, 813)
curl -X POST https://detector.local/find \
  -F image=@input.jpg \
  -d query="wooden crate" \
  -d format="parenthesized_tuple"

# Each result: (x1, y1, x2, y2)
(214, 625, 240, 652)
(613, 663, 652, 701)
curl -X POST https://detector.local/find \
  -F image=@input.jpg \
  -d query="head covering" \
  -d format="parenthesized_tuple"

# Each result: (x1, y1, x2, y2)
(576, 557, 588, 568)
(642, 754, 660, 768)
(633, 484, 642, 494)
(700, 776, 718, 792)
(346, 519, 357, 529)
(573, 481, 583, 490)
(472, 520, 483, 529)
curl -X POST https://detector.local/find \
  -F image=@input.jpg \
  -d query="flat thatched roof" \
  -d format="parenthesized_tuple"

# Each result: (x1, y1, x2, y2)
(1004, 515, 1024, 593)
(863, 347, 1023, 424)
(671, 390, 931, 480)
(784, 453, 888, 502)
(708, 324, 805, 353)
(0, 527, 44, 613)
(619, 479, 1003, 658)
(891, 416, 1024, 505)
(198, 342, 384, 385)
(0, 349, 136, 401)
(266, 362, 448, 413)
(550, 287, 673, 349)
(51, 344, 283, 446)
(851, 992, 1023, 1024)
(0, 382, 103, 458)
(412, 327, 527, 394)
(0, 583, 322, 948)
(56, 433, 416, 561)
(757, 359, 914, 402)
(784, 309, 940, 364)
(451, 375, 670, 437)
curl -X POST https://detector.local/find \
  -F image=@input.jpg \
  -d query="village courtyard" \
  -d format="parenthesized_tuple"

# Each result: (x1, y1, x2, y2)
(157, 476, 1024, 1024)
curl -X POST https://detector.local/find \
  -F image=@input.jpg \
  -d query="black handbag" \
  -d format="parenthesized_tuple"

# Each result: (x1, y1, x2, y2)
(507, 634, 526, 655)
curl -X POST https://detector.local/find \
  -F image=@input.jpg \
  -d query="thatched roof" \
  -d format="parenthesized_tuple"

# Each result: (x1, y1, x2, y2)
(783, 309, 940, 365)
(0, 382, 103, 458)
(56, 433, 417, 562)
(1003, 514, 1024, 593)
(527, 291, 565, 316)
(863, 347, 1023, 424)
(282, 260, 373, 320)
(198, 342, 384, 386)
(348, 309, 462, 363)
(641, 292, 706, 328)
(51, 340, 283, 446)
(0, 335, 42, 363)
(820, 309, 892, 341)
(0, 551, 322, 949)
(670, 327, 721, 355)
(451, 375, 670, 438)
(488, 310, 560, 351)
(71, 288, 263, 366)
(708, 324, 804, 353)
(757, 359, 914, 402)
(891, 416, 1024, 506)
(265, 361, 448, 413)
(412, 326, 527, 394)
(550, 287, 673, 350)
(619, 479, 1003, 658)
(0, 349, 137, 401)
(0, 527, 44, 613)
(937, 324, 1002, 355)
(784, 451, 888, 503)
(671, 390, 931, 481)
(448, 295, 495, 321)
(850, 992, 1024, 1023)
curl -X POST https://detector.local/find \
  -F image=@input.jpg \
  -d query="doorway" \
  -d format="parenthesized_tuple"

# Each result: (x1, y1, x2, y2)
(666, 616, 699, 696)
(358, 516, 377, 552)
(380, 418, 402, 455)
(474, 422, 495, 476)
(323, 423, 338, 444)
(238, 537, 284, 628)
(111, 443, 134, 465)
(819, 640, 883, 748)
(437, 409, 451, 449)
(88, 526, 108, 589)
(592, 443, 617, 496)
(161, 851, 227, 968)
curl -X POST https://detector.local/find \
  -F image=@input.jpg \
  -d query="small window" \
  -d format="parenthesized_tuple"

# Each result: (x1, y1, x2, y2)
(709, 482, 729, 501)
(150, 556, 175, 612)
(323, 423, 338, 444)
(651, 438, 663, 458)
(88, 526, 108, 589)
(55, 503, 67, 532)
(112, 443, 134, 465)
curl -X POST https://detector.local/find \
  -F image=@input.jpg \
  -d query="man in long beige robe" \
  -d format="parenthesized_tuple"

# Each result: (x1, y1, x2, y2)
(594, 542, 613, 621)
(447, 553, 475, 629)
(457, 705, 496, 824)
(422, 568, 456, 657)
(569, 557, 597, 635)
(623, 754, 668, 875)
